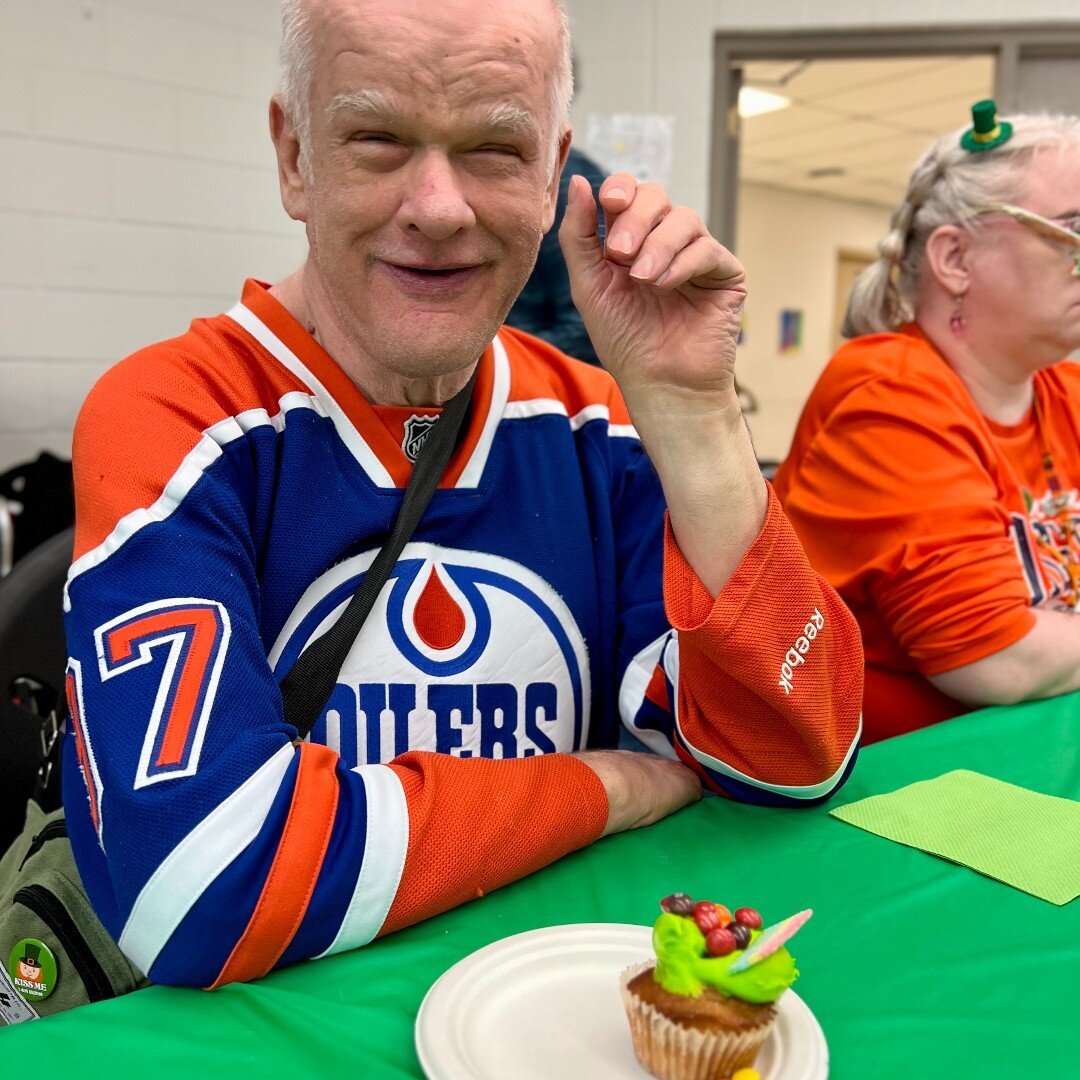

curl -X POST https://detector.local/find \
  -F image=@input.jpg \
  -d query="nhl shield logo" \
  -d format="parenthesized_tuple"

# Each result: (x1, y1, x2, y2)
(402, 414, 439, 461)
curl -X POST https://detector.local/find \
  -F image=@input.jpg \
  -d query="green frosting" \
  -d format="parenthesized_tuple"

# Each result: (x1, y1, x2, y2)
(651, 913, 798, 1005)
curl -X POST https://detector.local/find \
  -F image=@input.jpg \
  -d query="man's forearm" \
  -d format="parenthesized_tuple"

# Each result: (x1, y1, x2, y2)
(624, 386, 767, 597)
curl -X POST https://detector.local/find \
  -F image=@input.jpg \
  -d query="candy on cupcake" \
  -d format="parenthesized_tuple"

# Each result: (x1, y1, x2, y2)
(621, 893, 810, 1080)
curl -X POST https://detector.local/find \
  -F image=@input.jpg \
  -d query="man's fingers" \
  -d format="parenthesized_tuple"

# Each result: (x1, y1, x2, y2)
(651, 236, 746, 293)
(558, 174, 604, 277)
(598, 172, 637, 236)
(627, 207, 705, 283)
(604, 182, 672, 265)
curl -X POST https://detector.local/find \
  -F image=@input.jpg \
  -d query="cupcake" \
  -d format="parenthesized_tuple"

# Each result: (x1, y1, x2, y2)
(621, 893, 809, 1080)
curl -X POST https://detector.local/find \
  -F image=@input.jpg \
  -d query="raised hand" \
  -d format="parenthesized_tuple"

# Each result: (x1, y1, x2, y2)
(558, 173, 746, 403)
(560, 171, 765, 597)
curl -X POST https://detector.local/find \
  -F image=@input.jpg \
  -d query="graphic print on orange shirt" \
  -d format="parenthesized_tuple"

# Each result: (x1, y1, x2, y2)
(1010, 485, 1080, 610)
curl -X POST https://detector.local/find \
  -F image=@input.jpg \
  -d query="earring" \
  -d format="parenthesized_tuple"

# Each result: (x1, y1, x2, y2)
(949, 293, 966, 337)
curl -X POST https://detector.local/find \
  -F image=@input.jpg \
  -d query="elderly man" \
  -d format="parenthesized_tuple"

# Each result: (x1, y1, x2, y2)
(62, 0, 862, 989)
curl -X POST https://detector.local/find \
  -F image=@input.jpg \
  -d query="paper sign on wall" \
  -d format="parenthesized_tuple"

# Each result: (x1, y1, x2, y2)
(585, 113, 675, 187)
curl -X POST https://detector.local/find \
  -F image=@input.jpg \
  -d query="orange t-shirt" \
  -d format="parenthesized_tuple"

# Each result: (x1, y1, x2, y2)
(774, 326, 1080, 743)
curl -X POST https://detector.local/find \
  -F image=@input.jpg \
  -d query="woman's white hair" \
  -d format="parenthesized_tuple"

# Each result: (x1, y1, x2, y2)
(279, 0, 573, 174)
(843, 112, 1080, 338)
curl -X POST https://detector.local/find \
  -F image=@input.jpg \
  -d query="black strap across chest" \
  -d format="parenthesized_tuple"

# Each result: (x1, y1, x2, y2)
(278, 368, 477, 739)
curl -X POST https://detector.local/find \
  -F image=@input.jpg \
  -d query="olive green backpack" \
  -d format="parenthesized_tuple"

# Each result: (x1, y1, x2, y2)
(0, 799, 149, 1024)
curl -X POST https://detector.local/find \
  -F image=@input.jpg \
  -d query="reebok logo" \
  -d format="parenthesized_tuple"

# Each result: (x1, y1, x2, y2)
(778, 608, 824, 696)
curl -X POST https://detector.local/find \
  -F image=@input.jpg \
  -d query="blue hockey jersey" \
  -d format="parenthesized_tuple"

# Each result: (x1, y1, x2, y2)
(63, 279, 862, 988)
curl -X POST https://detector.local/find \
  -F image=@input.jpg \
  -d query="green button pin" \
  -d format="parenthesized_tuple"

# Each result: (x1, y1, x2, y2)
(7, 939, 58, 1002)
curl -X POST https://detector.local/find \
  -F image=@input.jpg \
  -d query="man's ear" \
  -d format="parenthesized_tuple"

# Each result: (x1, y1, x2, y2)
(541, 128, 574, 234)
(270, 95, 309, 223)
(924, 224, 973, 298)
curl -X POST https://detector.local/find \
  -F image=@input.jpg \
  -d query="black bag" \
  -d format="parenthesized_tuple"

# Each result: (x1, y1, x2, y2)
(0, 452, 75, 568)
(0, 372, 475, 1025)
(0, 528, 73, 853)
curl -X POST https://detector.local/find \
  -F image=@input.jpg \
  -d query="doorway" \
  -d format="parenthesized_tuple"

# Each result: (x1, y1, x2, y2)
(711, 25, 1080, 463)
(833, 250, 875, 352)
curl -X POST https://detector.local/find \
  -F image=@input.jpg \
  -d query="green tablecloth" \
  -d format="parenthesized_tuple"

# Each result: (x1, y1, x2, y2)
(4, 697, 1078, 1078)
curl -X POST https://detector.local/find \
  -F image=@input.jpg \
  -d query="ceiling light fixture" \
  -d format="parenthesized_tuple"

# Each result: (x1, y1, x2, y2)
(738, 87, 792, 119)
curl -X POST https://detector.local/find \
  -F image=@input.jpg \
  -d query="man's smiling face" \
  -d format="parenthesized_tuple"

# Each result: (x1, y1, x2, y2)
(283, 0, 569, 381)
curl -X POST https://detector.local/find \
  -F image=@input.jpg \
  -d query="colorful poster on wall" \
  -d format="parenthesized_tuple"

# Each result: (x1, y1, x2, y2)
(779, 309, 803, 355)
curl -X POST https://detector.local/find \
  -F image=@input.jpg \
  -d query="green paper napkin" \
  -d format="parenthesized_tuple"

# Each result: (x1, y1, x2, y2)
(830, 770, 1080, 905)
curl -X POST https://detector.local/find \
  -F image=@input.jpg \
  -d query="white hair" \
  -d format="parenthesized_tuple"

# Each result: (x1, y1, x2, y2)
(843, 112, 1080, 337)
(279, 0, 317, 159)
(279, 0, 573, 174)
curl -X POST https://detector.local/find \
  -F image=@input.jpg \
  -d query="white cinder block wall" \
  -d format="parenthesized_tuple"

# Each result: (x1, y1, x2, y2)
(0, 0, 305, 472)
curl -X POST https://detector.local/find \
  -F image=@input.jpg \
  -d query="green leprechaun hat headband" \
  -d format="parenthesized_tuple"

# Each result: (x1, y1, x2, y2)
(961, 99, 1013, 152)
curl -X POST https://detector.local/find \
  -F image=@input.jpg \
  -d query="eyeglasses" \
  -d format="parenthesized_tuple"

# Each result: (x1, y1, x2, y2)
(972, 203, 1080, 275)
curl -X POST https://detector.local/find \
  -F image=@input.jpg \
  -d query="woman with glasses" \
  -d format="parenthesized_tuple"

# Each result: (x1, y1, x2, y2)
(775, 105, 1080, 743)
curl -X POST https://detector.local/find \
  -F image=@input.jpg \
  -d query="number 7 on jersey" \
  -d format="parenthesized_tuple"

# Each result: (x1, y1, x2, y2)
(94, 599, 231, 789)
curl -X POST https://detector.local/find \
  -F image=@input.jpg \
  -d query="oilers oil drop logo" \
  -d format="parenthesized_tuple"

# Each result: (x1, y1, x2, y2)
(269, 543, 590, 765)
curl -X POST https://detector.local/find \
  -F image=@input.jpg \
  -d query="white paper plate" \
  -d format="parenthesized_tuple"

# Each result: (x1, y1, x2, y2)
(415, 923, 828, 1079)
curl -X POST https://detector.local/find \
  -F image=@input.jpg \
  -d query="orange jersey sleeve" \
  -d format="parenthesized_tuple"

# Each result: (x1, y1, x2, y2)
(659, 487, 864, 805)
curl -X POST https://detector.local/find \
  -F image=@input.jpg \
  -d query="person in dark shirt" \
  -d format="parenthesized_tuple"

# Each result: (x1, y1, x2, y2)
(507, 145, 606, 365)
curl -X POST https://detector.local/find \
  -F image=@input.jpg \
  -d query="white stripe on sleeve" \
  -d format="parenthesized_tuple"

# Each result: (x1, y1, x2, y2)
(618, 631, 679, 759)
(676, 716, 864, 801)
(317, 763, 409, 957)
(118, 745, 294, 974)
